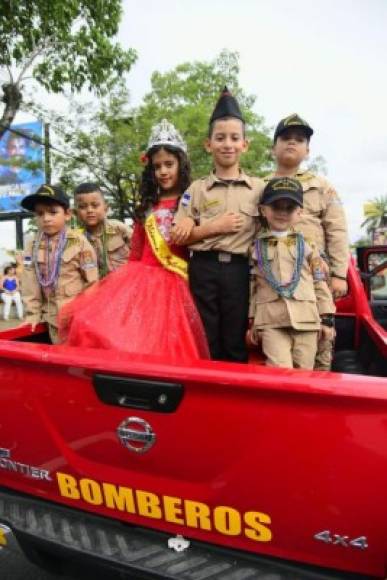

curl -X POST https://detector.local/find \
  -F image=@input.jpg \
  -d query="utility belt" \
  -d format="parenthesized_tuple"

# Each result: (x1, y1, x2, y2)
(190, 250, 248, 264)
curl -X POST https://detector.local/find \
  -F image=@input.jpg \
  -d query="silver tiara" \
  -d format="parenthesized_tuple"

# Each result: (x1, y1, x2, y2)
(147, 119, 187, 153)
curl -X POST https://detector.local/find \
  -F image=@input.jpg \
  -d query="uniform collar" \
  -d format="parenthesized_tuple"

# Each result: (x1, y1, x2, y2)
(206, 170, 253, 190)
(258, 227, 298, 240)
(264, 169, 315, 181)
(84, 219, 115, 238)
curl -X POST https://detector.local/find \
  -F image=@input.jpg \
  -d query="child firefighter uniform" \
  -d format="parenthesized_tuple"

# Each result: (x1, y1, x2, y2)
(250, 178, 335, 369)
(173, 87, 264, 363)
(20, 184, 99, 343)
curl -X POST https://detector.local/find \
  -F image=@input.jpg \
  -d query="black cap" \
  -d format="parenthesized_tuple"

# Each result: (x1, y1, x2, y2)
(273, 113, 313, 142)
(210, 86, 245, 124)
(21, 184, 70, 211)
(261, 177, 303, 207)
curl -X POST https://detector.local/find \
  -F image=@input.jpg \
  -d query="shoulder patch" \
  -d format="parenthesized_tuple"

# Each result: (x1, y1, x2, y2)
(181, 191, 191, 207)
(65, 235, 82, 249)
(81, 250, 97, 270)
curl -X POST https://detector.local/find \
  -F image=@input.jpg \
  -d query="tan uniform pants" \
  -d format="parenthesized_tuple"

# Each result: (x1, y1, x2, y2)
(261, 327, 318, 369)
(314, 338, 333, 371)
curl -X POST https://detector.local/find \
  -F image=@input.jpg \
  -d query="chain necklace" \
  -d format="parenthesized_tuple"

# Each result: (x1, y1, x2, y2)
(33, 229, 67, 291)
(255, 233, 305, 298)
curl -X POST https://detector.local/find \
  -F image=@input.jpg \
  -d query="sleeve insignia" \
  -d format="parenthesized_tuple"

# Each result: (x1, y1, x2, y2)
(181, 191, 191, 207)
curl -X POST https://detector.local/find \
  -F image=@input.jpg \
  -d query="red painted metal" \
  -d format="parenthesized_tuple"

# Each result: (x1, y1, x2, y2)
(0, 260, 385, 577)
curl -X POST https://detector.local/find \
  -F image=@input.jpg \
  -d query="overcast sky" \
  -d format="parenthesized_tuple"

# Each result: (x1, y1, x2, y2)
(120, 0, 387, 243)
(1, 0, 386, 252)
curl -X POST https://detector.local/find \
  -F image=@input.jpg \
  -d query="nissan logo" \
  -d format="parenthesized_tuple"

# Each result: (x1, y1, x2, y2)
(117, 417, 156, 454)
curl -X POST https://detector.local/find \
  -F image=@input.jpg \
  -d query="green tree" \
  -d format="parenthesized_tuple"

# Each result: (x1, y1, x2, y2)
(47, 50, 271, 219)
(137, 49, 271, 179)
(361, 196, 387, 236)
(39, 87, 138, 221)
(306, 154, 327, 175)
(0, 0, 136, 138)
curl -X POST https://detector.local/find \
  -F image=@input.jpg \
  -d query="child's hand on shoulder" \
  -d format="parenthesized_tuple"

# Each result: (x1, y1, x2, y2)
(171, 217, 194, 244)
(212, 212, 243, 235)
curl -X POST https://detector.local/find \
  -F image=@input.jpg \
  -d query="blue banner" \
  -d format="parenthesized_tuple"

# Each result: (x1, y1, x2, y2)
(0, 121, 45, 212)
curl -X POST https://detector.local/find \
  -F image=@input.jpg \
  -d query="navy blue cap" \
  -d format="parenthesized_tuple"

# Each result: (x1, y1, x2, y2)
(274, 114, 313, 142)
(261, 177, 303, 207)
(21, 184, 70, 211)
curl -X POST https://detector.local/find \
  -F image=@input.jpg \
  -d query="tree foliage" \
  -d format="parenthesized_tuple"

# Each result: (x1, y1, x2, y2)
(137, 50, 271, 179)
(0, 0, 136, 138)
(47, 50, 272, 219)
(361, 195, 387, 236)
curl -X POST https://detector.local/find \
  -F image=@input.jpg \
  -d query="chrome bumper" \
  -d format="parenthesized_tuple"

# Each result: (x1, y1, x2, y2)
(0, 523, 23, 554)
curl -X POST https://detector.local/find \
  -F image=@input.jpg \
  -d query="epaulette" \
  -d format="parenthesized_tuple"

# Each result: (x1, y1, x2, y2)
(105, 221, 120, 235)
(65, 229, 83, 249)
(68, 228, 84, 237)
(295, 171, 316, 182)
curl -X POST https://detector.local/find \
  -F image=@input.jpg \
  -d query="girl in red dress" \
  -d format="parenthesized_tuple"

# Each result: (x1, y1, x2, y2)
(59, 120, 209, 362)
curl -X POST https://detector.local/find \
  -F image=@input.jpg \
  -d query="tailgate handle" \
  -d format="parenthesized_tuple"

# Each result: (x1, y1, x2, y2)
(92, 374, 184, 413)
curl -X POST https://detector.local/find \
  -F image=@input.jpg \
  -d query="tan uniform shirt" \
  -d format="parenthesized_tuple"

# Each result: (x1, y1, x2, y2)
(86, 219, 132, 276)
(264, 170, 349, 278)
(22, 229, 98, 328)
(250, 231, 335, 332)
(174, 171, 265, 256)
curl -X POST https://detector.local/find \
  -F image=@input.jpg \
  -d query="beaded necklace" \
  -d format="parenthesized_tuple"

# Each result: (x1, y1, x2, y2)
(255, 233, 305, 298)
(33, 229, 67, 291)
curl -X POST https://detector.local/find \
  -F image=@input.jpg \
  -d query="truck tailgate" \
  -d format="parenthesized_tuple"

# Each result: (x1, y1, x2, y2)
(0, 340, 386, 577)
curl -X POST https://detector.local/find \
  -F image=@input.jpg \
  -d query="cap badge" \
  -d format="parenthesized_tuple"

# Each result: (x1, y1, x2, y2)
(41, 185, 55, 197)
(283, 113, 306, 127)
(272, 178, 299, 192)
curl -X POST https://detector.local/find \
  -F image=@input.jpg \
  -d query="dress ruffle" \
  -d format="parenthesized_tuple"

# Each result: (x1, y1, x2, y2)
(59, 200, 209, 362)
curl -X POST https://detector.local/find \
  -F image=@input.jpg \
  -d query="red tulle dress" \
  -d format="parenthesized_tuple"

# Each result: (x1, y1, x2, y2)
(59, 198, 209, 362)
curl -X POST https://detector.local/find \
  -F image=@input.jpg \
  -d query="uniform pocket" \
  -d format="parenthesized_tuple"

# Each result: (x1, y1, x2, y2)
(108, 237, 126, 252)
(62, 245, 80, 263)
(64, 280, 84, 297)
(303, 187, 323, 216)
(200, 195, 225, 217)
(239, 200, 259, 217)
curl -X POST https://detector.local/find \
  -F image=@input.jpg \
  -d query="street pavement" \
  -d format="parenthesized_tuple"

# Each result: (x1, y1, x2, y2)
(0, 547, 78, 580)
(0, 543, 139, 579)
(0, 294, 25, 332)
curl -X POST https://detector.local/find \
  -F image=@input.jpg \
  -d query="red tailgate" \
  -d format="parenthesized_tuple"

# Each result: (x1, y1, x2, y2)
(0, 340, 386, 577)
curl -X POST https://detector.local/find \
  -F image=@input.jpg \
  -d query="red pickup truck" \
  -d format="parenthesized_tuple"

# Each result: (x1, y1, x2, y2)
(0, 246, 386, 579)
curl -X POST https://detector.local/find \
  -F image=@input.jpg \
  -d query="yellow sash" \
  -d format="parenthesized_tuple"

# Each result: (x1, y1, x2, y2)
(144, 213, 188, 280)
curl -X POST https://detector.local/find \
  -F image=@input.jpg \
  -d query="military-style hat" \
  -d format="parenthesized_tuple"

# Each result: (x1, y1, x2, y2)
(273, 113, 313, 142)
(21, 184, 70, 211)
(210, 86, 245, 124)
(261, 177, 303, 207)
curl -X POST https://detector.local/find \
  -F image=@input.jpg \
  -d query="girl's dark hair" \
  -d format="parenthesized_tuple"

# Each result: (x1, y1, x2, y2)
(135, 145, 191, 222)
(4, 265, 15, 275)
